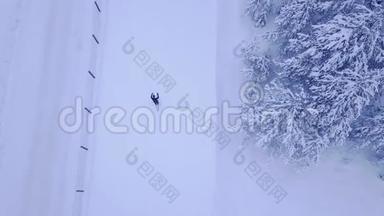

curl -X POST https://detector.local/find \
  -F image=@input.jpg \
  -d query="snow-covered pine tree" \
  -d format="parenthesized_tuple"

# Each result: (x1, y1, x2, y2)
(350, 103, 384, 163)
(241, 79, 327, 165)
(246, 0, 274, 27)
(242, 0, 384, 165)
(241, 40, 275, 83)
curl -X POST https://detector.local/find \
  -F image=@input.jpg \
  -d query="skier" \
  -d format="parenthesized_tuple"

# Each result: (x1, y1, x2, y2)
(151, 92, 160, 111)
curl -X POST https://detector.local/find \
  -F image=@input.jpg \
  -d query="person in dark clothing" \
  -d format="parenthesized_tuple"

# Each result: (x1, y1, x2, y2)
(151, 93, 160, 110)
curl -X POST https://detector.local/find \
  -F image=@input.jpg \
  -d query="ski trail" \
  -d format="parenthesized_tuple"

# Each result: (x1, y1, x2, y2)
(72, 1, 109, 216)
(0, 0, 25, 171)
(0, 0, 102, 216)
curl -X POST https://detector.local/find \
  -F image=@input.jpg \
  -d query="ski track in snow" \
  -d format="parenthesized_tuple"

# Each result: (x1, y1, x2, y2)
(0, 0, 104, 215)
(0, 0, 25, 171)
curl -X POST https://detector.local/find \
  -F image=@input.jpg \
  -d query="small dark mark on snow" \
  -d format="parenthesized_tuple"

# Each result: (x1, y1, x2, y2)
(88, 70, 96, 79)
(92, 34, 99, 44)
(84, 107, 92, 114)
(81, 146, 89, 151)
(94, 1, 101, 13)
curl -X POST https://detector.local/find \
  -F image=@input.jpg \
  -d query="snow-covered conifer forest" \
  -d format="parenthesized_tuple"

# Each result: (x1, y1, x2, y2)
(242, 0, 384, 166)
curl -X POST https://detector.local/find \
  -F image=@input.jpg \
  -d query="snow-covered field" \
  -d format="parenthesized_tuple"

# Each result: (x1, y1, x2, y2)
(0, 0, 216, 215)
(0, 0, 383, 216)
